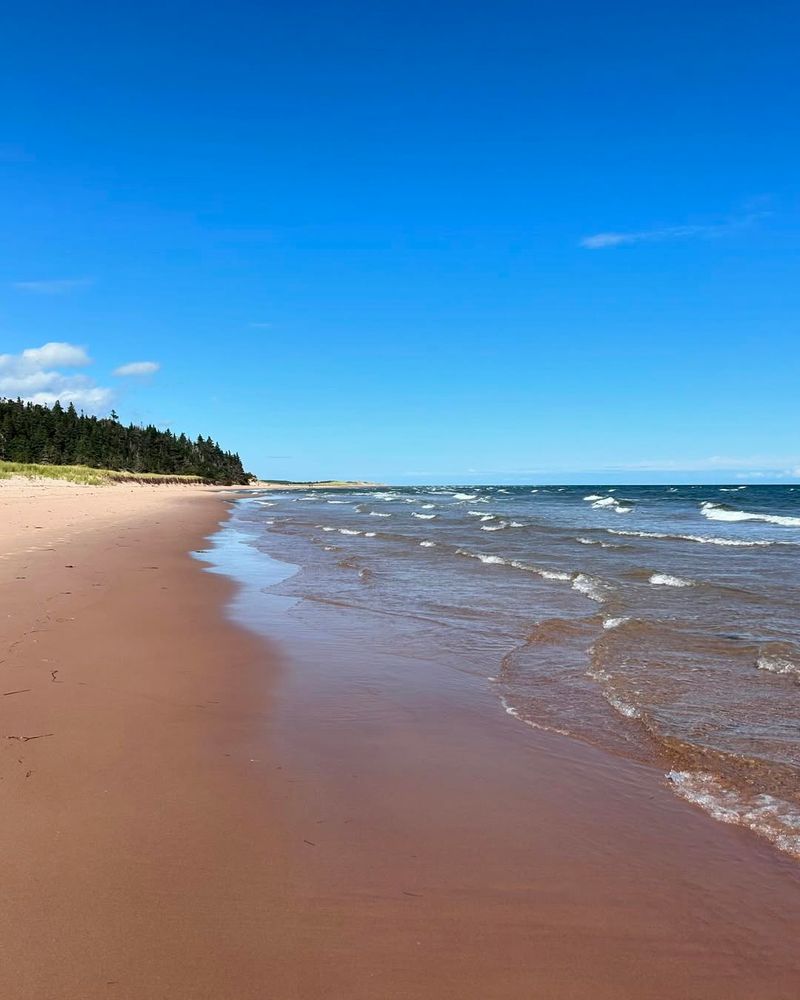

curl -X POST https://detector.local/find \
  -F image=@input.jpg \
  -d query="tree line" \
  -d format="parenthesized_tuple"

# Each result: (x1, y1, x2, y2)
(0, 397, 251, 485)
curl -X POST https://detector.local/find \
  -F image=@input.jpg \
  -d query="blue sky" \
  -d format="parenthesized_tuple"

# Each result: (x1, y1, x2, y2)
(1, 1, 798, 483)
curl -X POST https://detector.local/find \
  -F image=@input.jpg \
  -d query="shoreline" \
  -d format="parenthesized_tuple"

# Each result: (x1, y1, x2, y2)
(2, 484, 800, 998)
(1, 484, 299, 998)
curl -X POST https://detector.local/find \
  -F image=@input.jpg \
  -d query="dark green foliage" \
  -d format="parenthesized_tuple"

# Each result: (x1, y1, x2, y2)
(0, 398, 249, 485)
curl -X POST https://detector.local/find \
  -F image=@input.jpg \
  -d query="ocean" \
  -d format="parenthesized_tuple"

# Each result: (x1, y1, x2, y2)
(221, 484, 800, 858)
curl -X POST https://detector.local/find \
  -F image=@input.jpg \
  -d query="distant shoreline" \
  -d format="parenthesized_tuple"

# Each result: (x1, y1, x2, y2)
(250, 479, 383, 490)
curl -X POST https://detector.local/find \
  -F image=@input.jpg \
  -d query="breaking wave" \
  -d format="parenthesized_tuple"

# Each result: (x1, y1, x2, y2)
(701, 502, 800, 527)
(649, 573, 694, 587)
(668, 771, 800, 858)
(607, 528, 777, 547)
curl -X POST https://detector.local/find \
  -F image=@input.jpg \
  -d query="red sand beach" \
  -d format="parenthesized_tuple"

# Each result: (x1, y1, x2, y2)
(2, 482, 799, 999)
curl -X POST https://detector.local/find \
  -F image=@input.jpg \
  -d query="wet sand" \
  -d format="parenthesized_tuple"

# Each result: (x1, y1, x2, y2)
(2, 484, 800, 998)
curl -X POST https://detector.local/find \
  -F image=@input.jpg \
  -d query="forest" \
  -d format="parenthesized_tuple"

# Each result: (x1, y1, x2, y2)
(0, 397, 250, 485)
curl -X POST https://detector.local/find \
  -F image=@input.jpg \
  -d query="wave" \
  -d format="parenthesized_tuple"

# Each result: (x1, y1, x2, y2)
(577, 536, 621, 548)
(756, 653, 800, 678)
(607, 528, 776, 547)
(455, 549, 572, 581)
(477, 519, 525, 532)
(602, 616, 629, 630)
(571, 573, 609, 603)
(412, 512, 437, 520)
(452, 492, 477, 500)
(369, 511, 391, 517)
(499, 697, 571, 736)
(419, 540, 437, 547)
(419, 503, 436, 509)
(604, 691, 641, 718)
(649, 573, 694, 587)
(540, 569, 572, 580)
(320, 527, 376, 538)
(591, 496, 632, 513)
(459, 551, 507, 566)
(668, 771, 800, 858)
(701, 501, 800, 527)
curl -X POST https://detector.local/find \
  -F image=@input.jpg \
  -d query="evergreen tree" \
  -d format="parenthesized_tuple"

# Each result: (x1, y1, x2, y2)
(0, 398, 250, 485)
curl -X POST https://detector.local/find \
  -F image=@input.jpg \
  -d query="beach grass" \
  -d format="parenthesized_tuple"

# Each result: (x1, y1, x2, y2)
(0, 459, 207, 486)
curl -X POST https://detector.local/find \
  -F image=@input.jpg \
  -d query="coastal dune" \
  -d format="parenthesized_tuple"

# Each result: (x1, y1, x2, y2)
(2, 482, 800, 998)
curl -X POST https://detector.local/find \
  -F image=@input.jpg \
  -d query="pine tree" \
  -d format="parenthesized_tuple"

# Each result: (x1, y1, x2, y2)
(0, 398, 250, 484)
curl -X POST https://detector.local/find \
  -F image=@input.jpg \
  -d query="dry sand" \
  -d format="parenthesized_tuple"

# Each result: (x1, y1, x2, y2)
(2, 480, 799, 999)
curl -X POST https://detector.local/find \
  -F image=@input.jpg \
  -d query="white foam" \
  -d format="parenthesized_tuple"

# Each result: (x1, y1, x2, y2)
(668, 771, 800, 858)
(604, 692, 640, 718)
(577, 536, 619, 548)
(603, 616, 629, 630)
(538, 568, 572, 581)
(481, 522, 507, 531)
(590, 496, 632, 513)
(338, 528, 361, 536)
(649, 573, 694, 587)
(326, 500, 350, 504)
(419, 540, 437, 547)
(369, 511, 391, 517)
(419, 503, 435, 509)
(499, 697, 570, 736)
(452, 492, 477, 500)
(607, 528, 773, 547)
(701, 501, 800, 527)
(571, 574, 608, 602)
(412, 512, 436, 519)
(457, 549, 573, 583)
(584, 494, 602, 501)
(364, 531, 376, 537)
(756, 654, 800, 678)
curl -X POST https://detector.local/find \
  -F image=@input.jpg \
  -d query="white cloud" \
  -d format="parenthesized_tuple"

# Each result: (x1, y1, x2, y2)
(580, 225, 714, 249)
(21, 342, 91, 368)
(113, 360, 160, 377)
(580, 211, 765, 250)
(12, 278, 93, 294)
(0, 342, 112, 411)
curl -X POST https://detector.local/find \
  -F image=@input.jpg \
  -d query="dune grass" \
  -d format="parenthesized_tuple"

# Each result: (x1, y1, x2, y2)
(0, 460, 207, 486)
